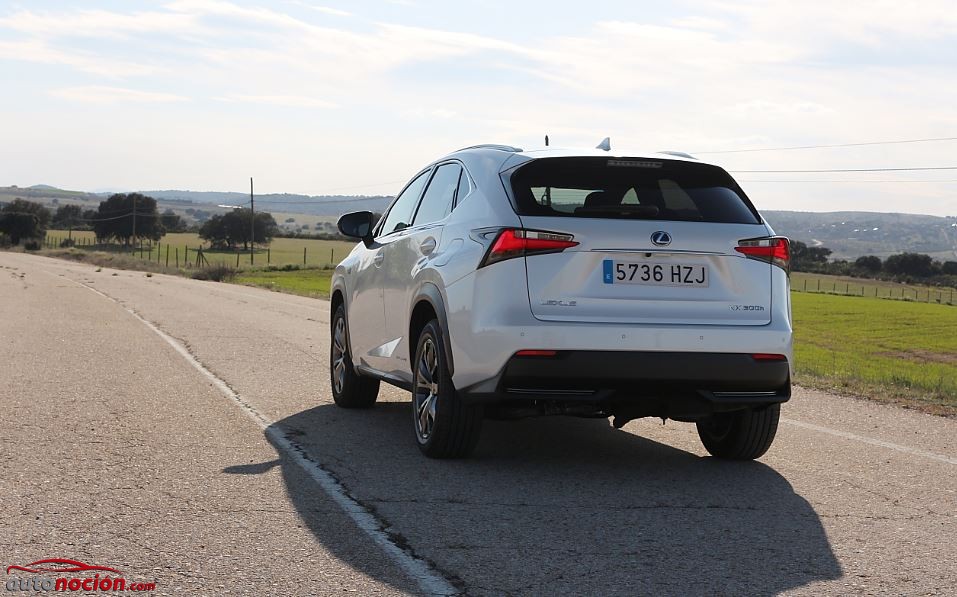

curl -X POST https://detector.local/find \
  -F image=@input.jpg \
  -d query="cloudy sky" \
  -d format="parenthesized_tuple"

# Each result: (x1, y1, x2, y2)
(1, 0, 956, 215)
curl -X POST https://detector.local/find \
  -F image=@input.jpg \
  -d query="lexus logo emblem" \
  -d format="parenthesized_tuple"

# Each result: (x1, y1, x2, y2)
(651, 231, 672, 246)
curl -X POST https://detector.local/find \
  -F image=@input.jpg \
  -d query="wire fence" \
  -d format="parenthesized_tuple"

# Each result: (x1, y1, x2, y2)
(792, 275, 957, 305)
(41, 235, 344, 270)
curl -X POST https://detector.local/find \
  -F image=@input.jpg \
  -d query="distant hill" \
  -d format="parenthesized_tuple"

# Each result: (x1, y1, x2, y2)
(763, 211, 957, 261)
(140, 190, 392, 217)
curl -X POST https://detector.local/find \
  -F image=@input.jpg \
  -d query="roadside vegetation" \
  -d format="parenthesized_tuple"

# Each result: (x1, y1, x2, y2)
(39, 230, 354, 270)
(234, 266, 333, 297)
(791, 240, 957, 289)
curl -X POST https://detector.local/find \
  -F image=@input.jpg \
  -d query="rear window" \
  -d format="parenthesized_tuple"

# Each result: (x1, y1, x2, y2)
(509, 157, 760, 224)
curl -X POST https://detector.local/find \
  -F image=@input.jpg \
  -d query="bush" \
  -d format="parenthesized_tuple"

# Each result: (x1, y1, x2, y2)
(59, 238, 76, 248)
(0, 233, 10, 248)
(265, 264, 302, 272)
(23, 240, 41, 251)
(191, 264, 237, 282)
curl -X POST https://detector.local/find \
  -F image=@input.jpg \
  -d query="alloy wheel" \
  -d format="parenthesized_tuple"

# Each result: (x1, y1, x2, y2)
(413, 337, 440, 442)
(332, 317, 347, 394)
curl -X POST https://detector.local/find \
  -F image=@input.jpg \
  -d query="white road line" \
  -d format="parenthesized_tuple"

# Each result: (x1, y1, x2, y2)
(781, 418, 956, 465)
(63, 276, 459, 596)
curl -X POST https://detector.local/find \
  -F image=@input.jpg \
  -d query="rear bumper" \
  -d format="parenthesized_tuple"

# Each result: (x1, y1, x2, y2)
(458, 351, 790, 419)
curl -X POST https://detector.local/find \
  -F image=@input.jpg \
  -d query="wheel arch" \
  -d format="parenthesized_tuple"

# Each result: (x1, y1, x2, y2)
(408, 283, 454, 377)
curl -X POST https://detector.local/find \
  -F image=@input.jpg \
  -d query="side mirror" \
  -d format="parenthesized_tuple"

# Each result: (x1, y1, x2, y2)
(337, 211, 375, 246)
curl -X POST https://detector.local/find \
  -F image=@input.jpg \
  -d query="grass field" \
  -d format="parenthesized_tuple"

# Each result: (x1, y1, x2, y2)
(234, 268, 332, 298)
(44, 230, 356, 270)
(792, 292, 957, 413)
(791, 271, 957, 304)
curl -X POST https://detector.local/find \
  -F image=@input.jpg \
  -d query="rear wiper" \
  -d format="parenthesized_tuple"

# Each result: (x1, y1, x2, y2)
(574, 205, 660, 218)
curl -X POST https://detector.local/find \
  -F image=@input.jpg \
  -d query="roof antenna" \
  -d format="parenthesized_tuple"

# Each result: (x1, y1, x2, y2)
(596, 137, 611, 151)
(544, 134, 549, 147)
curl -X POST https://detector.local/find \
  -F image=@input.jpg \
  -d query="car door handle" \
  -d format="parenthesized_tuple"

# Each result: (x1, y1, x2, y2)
(419, 237, 437, 255)
(373, 252, 384, 267)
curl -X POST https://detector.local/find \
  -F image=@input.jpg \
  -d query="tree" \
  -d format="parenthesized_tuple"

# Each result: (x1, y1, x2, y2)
(52, 204, 84, 239)
(941, 261, 957, 276)
(92, 193, 163, 245)
(199, 209, 277, 249)
(790, 240, 832, 271)
(884, 253, 936, 278)
(0, 213, 41, 245)
(854, 255, 882, 274)
(2, 198, 51, 229)
(160, 209, 185, 233)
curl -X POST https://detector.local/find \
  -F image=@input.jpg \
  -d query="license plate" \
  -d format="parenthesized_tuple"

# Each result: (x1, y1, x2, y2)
(602, 259, 709, 287)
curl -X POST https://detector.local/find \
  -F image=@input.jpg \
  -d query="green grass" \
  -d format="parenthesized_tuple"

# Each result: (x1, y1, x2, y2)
(792, 271, 957, 304)
(44, 230, 356, 270)
(792, 292, 957, 413)
(233, 268, 333, 298)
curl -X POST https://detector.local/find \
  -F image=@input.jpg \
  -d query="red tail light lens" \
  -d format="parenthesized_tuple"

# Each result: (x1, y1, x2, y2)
(735, 237, 790, 272)
(480, 228, 579, 267)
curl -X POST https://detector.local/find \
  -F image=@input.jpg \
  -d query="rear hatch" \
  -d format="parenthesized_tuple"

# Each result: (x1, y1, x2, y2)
(506, 156, 773, 326)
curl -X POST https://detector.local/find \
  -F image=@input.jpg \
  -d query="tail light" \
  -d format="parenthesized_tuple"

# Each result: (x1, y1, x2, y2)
(752, 353, 787, 362)
(478, 228, 579, 267)
(735, 236, 790, 272)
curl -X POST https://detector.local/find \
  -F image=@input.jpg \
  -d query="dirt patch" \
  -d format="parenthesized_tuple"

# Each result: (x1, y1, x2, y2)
(877, 349, 957, 365)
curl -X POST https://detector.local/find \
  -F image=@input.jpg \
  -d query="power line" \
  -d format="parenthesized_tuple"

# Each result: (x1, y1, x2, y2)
(79, 212, 163, 223)
(739, 179, 957, 183)
(697, 136, 957, 154)
(255, 196, 390, 205)
(731, 166, 957, 173)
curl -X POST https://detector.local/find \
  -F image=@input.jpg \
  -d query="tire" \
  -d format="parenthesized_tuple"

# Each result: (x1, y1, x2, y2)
(412, 319, 483, 458)
(330, 304, 379, 408)
(696, 404, 780, 460)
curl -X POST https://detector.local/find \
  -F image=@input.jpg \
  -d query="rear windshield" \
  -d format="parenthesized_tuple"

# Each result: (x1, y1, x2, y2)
(508, 157, 760, 224)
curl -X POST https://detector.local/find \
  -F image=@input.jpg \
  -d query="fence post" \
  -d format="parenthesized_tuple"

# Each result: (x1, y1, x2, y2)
(330, 248, 334, 264)
(176, 247, 179, 268)
(166, 245, 170, 267)
(236, 252, 240, 267)
(267, 248, 270, 264)
(303, 246, 307, 265)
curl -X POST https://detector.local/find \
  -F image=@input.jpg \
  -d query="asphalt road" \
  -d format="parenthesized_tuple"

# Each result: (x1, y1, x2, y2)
(1, 252, 955, 596)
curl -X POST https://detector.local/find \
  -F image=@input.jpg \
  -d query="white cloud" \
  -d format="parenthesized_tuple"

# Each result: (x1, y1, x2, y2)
(0, 39, 159, 77)
(287, 2, 352, 17)
(50, 86, 188, 104)
(215, 94, 337, 108)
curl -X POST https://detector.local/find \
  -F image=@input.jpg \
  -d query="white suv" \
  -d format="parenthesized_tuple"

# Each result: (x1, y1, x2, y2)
(331, 145, 792, 459)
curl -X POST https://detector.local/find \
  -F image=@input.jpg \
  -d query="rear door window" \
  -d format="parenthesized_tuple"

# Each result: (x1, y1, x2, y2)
(509, 157, 760, 224)
(413, 163, 461, 226)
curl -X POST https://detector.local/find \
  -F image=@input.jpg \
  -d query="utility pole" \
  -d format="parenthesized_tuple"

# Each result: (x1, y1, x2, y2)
(250, 177, 255, 265)
(131, 194, 136, 247)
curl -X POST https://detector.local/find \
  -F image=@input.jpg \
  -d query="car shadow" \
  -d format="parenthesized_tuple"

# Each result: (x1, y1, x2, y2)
(230, 402, 842, 595)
